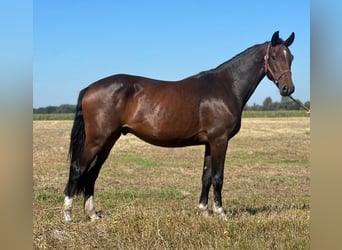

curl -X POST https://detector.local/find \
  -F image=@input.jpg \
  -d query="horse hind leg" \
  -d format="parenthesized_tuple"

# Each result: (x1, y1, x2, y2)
(63, 143, 99, 222)
(63, 130, 114, 222)
(63, 158, 90, 222)
(83, 155, 101, 221)
(63, 196, 73, 222)
(82, 132, 121, 221)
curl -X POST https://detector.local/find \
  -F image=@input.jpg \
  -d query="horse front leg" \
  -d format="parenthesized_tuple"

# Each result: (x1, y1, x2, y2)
(211, 140, 228, 220)
(199, 144, 212, 216)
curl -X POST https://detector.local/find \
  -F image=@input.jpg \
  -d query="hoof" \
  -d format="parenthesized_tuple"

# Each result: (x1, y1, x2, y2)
(89, 212, 100, 222)
(63, 210, 72, 222)
(213, 204, 228, 221)
(198, 203, 208, 210)
(198, 203, 211, 217)
(218, 212, 228, 221)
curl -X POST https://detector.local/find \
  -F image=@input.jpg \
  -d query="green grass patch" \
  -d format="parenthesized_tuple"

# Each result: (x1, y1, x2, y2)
(118, 153, 162, 168)
(35, 188, 64, 203)
(100, 188, 185, 202)
(230, 149, 309, 168)
(33, 113, 75, 120)
(242, 110, 309, 117)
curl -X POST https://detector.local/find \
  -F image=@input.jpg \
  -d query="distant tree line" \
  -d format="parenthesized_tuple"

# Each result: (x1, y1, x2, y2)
(33, 104, 76, 114)
(33, 97, 310, 114)
(244, 96, 310, 111)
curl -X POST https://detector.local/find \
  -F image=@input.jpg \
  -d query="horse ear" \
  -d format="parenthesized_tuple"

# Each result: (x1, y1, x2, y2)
(284, 32, 295, 47)
(271, 31, 280, 46)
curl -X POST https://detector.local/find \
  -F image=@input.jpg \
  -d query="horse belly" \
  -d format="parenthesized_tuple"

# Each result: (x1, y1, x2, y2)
(122, 108, 204, 147)
(128, 129, 205, 147)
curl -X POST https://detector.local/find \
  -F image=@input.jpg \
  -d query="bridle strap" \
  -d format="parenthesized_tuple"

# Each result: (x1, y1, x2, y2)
(264, 43, 291, 85)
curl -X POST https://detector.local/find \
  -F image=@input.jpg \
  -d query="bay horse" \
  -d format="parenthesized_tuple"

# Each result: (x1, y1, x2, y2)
(63, 31, 295, 222)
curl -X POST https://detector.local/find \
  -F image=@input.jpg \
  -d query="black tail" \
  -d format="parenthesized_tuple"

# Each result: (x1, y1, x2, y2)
(64, 87, 88, 196)
(68, 87, 88, 163)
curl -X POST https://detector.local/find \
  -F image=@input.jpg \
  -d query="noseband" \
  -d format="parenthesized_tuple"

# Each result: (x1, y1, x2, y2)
(264, 43, 291, 85)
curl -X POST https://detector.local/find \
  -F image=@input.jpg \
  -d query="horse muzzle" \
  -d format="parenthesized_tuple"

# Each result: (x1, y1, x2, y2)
(279, 82, 295, 96)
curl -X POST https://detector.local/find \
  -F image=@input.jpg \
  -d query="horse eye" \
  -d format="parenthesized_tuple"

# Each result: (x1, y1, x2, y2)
(271, 55, 276, 60)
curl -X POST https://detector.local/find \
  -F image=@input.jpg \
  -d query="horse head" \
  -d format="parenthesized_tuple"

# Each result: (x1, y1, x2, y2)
(264, 31, 295, 96)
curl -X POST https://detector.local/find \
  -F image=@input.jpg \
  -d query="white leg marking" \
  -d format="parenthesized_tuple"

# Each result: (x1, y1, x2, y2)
(213, 203, 224, 214)
(84, 195, 99, 221)
(63, 196, 73, 222)
(213, 203, 227, 221)
(198, 203, 208, 210)
(198, 203, 210, 217)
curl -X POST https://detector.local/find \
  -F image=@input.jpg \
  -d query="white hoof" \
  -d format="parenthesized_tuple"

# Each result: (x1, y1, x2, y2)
(198, 203, 210, 217)
(89, 213, 100, 222)
(85, 196, 100, 221)
(213, 204, 227, 221)
(198, 203, 208, 211)
(218, 212, 228, 221)
(63, 210, 72, 222)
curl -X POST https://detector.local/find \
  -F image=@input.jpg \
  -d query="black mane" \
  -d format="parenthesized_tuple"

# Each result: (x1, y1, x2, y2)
(195, 42, 268, 77)
(213, 42, 267, 71)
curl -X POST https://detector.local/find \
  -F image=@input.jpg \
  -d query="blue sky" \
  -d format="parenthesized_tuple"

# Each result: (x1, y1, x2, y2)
(33, 1, 309, 108)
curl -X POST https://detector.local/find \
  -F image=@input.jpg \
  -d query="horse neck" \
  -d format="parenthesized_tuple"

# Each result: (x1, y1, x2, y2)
(218, 43, 268, 111)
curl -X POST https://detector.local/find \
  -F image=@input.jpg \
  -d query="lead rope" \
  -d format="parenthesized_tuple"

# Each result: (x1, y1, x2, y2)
(288, 95, 311, 115)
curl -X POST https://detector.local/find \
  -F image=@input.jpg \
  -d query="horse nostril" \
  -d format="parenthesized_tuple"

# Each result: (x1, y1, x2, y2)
(280, 85, 292, 96)
(282, 85, 288, 93)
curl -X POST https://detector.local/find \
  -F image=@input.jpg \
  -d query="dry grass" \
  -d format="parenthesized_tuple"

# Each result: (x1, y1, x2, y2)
(33, 117, 310, 249)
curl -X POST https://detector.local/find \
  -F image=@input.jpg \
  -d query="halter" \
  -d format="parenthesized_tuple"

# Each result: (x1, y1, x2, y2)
(264, 43, 291, 85)
(264, 43, 310, 114)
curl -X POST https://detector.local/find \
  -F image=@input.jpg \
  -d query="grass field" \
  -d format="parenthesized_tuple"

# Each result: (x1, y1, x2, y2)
(33, 117, 310, 249)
